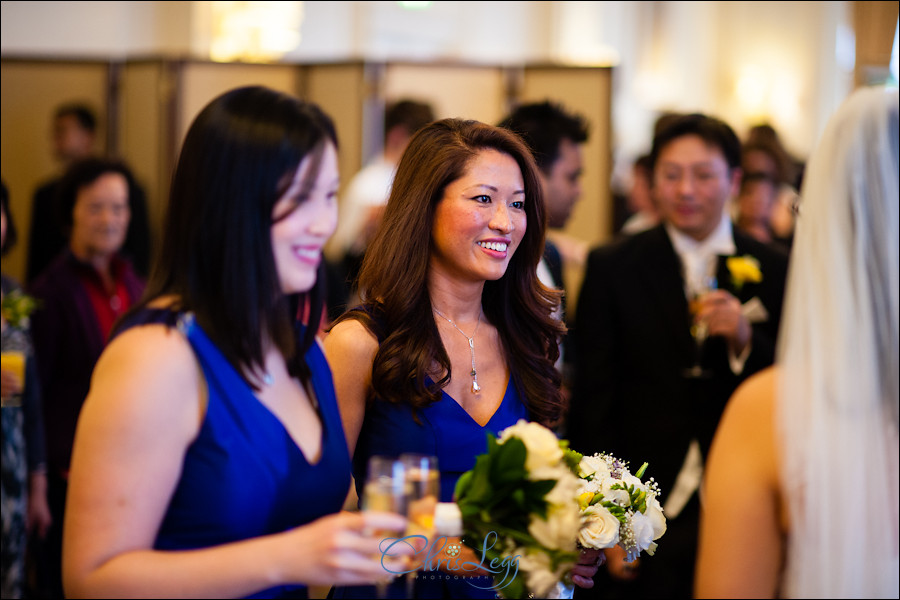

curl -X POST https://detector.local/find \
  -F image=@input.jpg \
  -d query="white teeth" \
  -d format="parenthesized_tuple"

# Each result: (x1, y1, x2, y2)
(478, 241, 508, 252)
(294, 248, 320, 259)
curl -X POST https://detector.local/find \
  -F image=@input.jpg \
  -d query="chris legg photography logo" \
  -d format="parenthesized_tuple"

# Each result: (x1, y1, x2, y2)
(379, 531, 520, 591)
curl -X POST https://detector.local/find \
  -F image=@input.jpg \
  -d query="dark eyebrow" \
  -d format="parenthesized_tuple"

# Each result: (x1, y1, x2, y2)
(465, 184, 526, 195)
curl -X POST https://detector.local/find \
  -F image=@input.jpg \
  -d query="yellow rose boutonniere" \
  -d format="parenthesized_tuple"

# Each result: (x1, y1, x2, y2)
(726, 255, 763, 293)
(1, 289, 40, 329)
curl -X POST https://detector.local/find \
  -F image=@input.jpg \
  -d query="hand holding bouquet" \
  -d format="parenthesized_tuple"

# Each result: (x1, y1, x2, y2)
(452, 421, 667, 597)
(573, 452, 667, 562)
(453, 420, 583, 598)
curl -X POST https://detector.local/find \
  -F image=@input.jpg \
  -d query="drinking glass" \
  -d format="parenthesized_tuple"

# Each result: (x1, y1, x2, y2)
(683, 276, 717, 379)
(0, 351, 25, 406)
(399, 454, 440, 597)
(361, 456, 410, 598)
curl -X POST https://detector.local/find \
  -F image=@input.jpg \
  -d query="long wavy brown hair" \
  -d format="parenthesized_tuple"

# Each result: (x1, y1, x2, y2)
(333, 118, 565, 427)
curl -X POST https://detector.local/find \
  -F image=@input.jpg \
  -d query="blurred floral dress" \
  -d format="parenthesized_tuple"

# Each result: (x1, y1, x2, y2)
(2, 275, 35, 599)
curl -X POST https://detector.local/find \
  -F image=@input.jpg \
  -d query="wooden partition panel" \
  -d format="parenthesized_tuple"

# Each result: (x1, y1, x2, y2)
(518, 65, 613, 316)
(117, 60, 171, 256)
(178, 62, 303, 147)
(119, 59, 303, 259)
(0, 59, 110, 283)
(383, 62, 508, 125)
(302, 62, 368, 260)
(1, 57, 613, 294)
(302, 62, 367, 188)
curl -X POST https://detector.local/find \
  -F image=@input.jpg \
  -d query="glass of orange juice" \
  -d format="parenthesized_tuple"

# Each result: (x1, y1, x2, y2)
(1, 351, 26, 406)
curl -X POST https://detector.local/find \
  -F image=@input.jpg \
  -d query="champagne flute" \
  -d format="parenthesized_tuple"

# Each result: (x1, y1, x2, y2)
(399, 454, 440, 597)
(362, 456, 410, 599)
(684, 276, 718, 379)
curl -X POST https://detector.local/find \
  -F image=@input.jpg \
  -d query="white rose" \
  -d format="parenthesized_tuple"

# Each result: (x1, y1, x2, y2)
(578, 478, 602, 497)
(620, 473, 643, 489)
(645, 495, 667, 541)
(498, 420, 564, 473)
(529, 501, 580, 552)
(600, 477, 630, 506)
(518, 549, 572, 598)
(630, 511, 656, 552)
(541, 467, 581, 506)
(579, 454, 611, 480)
(578, 506, 620, 549)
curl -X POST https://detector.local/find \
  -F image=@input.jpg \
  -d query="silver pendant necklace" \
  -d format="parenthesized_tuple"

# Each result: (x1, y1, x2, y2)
(432, 307, 483, 394)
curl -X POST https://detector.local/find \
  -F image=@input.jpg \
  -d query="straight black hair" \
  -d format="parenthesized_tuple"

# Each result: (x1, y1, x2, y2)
(133, 86, 338, 387)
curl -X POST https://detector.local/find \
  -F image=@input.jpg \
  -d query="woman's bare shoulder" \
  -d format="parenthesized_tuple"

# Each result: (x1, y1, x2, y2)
(724, 367, 778, 431)
(86, 322, 203, 426)
(324, 318, 379, 360)
(712, 366, 780, 481)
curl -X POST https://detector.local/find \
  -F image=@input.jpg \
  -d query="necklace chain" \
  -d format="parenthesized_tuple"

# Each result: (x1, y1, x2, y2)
(432, 307, 483, 394)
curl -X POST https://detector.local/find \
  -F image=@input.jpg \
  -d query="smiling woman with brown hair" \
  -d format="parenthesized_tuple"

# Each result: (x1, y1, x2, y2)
(325, 118, 601, 599)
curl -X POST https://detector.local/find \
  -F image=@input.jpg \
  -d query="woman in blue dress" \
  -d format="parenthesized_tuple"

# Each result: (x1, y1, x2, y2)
(62, 86, 409, 599)
(325, 119, 600, 598)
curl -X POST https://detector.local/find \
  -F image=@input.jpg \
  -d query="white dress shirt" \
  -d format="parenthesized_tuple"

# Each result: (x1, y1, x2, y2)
(662, 215, 751, 518)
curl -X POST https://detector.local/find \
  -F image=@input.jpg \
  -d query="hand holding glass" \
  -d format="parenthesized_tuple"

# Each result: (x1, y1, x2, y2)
(0, 351, 25, 406)
(684, 276, 718, 378)
(362, 456, 412, 598)
(400, 454, 439, 596)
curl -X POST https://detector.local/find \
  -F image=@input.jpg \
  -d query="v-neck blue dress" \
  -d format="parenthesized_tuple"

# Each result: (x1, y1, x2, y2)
(335, 376, 529, 599)
(119, 310, 351, 599)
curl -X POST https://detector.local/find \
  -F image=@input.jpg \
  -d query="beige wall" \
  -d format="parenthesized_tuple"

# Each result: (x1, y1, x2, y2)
(117, 61, 170, 243)
(1, 58, 613, 293)
(0, 60, 109, 283)
(518, 66, 612, 316)
(383, 63, 509, 125)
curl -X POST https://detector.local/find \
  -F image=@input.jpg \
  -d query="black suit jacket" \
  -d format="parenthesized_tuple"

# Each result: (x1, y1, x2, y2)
(566, 224, 789, 498)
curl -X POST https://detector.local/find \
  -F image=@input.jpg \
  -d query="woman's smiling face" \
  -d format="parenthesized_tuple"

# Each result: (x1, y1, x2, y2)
(430, 148, 527, 284)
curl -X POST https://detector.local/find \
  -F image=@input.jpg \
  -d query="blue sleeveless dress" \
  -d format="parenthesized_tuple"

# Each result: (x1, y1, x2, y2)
(334, 376, 528, 599)
(119, 310, 351, 599)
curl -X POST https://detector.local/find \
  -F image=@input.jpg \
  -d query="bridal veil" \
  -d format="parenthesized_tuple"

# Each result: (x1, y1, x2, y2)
(777, 85, 899, 598)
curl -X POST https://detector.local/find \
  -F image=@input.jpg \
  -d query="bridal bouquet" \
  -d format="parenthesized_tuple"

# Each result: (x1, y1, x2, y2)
(573, 452, 667, 562)
(454, 420, 582, 598)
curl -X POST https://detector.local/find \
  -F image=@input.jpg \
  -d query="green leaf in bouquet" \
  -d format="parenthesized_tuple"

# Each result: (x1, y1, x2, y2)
(510, 487, 526, 509)
(455, 469, 474, 498)
(502, 578, 526, 600)
(601, 500, 628, 524)
(630, 487, 647, 513)
(635, 462, 648, 480)
(461, 453, 495, 504)
(520, 479, 555, 519)
(491, 437, 527, 484)
(562, 446, 583, 473)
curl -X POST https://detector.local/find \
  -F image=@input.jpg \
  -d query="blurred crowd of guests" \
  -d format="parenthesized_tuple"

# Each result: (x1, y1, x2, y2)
(2, 80, 896, 600)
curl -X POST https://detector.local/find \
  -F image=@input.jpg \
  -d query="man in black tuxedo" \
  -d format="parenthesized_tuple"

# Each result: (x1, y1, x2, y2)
(567, 113, 789, 599)
(498, 101, 590, 388)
